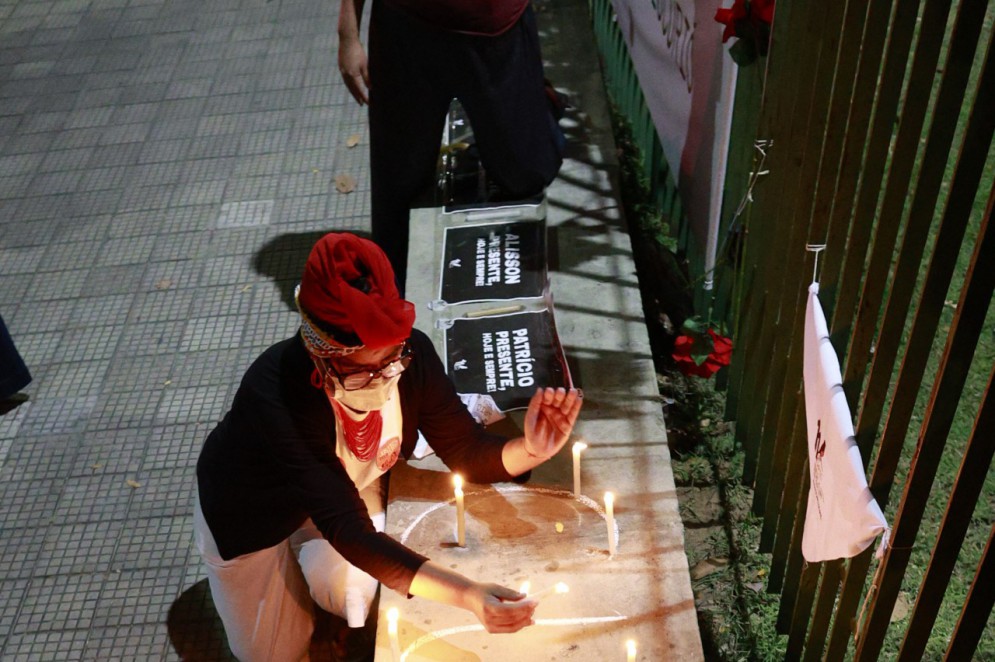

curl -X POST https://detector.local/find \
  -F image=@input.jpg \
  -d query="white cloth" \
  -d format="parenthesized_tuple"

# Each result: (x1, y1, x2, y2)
(802, 283, 889, 562)
(194, 483, 386, 661)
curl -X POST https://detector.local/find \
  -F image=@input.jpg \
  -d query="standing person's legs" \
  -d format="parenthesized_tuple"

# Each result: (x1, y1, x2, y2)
(368, 0, 454, 294)
(456, 6, 563, 198)
(194, 498, 315, 662)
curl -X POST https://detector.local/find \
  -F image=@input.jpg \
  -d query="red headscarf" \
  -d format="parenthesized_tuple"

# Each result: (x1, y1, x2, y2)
(297, 233, 415, 350)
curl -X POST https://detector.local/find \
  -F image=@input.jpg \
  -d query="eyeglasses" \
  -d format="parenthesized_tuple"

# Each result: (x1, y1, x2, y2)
(324, 343, 414, 391)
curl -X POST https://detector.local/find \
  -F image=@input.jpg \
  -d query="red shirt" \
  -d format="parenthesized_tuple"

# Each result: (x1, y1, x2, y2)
(385, 0, 530, 36)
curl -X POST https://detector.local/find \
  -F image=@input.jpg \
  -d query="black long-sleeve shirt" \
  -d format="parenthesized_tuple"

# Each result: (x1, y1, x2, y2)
(197, 328, 515, 596)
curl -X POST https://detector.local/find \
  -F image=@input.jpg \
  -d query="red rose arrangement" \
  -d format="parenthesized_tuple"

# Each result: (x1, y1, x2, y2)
(672, 320, 734, 379)
(714, 0, 775, 66)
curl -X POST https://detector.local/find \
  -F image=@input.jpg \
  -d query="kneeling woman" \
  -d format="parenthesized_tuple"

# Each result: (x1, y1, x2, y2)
(195, 233, 582, 661)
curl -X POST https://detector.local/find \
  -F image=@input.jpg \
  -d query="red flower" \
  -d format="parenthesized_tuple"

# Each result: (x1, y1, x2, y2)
(672, 329, 733, 379)
(714, 1, 747, 43)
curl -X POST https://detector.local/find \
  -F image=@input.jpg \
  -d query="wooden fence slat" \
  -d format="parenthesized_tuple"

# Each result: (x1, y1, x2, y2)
(816, 0, 894, 324)
(839, 0, 955, 401)
(732, 0, 805, 486)
(828, 21, 995, 657)
(756, 0, 847, 549)
(945, 523, 995, 661)
(805, 0, 867, 303)
(745, 2, 837, 511)
(802, 560, 843, 661)
(786, 562, 822, 659)
(853, 156, 995, 661)
(899, 366, 995, 660)
(853, 0, 985, 468)
(776, 480, 810, 632)
(768, 403, 807, 591)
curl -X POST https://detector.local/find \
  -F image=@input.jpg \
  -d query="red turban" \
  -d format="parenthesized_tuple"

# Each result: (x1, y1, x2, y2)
(297, 233, 415, 351)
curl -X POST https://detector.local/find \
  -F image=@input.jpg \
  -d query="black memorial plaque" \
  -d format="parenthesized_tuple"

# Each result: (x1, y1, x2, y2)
(444, 309, 570, 411)
(440, 220, 546, 304)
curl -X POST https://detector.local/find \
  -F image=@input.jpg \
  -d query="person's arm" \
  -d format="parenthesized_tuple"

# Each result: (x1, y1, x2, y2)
(338, 0, 370, 104)
(501, 387, 583, 477)
(409, 560, 536, 633)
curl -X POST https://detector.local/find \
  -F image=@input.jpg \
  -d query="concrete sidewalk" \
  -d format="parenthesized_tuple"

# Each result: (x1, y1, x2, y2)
(0, 0, 702, 658)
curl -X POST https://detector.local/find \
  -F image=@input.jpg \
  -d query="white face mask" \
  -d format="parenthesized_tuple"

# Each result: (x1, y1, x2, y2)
(326, 373, 401, 417)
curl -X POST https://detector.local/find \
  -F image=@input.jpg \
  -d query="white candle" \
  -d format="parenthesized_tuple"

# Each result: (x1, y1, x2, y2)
(572, 442, 587, 497)
(604, 492, 616, 558)
(387, 607, 401, 661)
(626, 638, 637, 662)
(454, 474, 466, 547)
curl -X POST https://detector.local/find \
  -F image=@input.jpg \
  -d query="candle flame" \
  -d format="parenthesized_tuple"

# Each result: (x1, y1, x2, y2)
(387, 607, 399, 635)
(554, 582, 569, 594)
(572, 441, 587, 453)
(519, 581, 531, 595)
(626, 639, 637, 656)
(604, 491, 614, 507)
(453, 474, 463, 490)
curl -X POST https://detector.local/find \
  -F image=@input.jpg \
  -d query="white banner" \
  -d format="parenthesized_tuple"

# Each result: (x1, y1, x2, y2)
(802, 283, 888, 562)
(610, 0, 737, 284)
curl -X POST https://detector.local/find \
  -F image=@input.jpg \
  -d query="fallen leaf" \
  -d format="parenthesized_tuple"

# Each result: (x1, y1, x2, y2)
(890, 593, 911, 622)
(757, 568, 767, 577)
(126, 479, 142, 489)
(154, 278, 173, 290)
(164, 379, 172, 386)
(312, 168, 320, 174)
(691, 557, 729, 580)
(555, 522, 564, 533)
(91, 463, 103, 470)
(240, 284, 252, 293)
(335, 174, 356, 193)
(747, 582, 764, 593)
(700, 418, 711, 428)
(346, 134, 361, 147)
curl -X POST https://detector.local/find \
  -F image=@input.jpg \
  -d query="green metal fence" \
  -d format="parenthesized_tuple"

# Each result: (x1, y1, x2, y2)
(588, 0, 995, 658)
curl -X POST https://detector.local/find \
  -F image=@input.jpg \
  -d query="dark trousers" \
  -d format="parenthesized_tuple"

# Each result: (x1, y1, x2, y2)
(368, 1, 562, 293)
(0, 314, 31, 400)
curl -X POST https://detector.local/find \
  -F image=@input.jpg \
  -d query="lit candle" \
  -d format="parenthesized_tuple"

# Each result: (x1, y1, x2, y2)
(454, 474, 466, 547)
(626, 638, 637, 662)
(529, 581, 570, 600)
(387, 607, 401, 661)
(604, 492, 616, 558)
(572, 442, 587, 497)
(519, 580, 531, 596)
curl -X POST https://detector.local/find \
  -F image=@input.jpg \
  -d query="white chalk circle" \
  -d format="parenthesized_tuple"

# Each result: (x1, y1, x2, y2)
(393, 484, 625, 660)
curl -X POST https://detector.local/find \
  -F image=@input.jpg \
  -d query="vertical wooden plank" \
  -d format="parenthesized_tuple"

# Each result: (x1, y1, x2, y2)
(804, 0, 868, 304)
(899, 366, 995, 660)
(767, 402, 807, 588)
(814, 0, 893, 314)
(755, 0, 847, 547)
(730, 0, 804, 483)
(852, 0, 985, 466)
(802, 560, 843, 661)
(785, 562, 822, 660)
(839, 0, 956, 398)
(945, 523, 995, 661)
(776, 478, 810, 631)
(853, 169, 995, 662)
(740, 2, 829, 505)
(827, 21, 995, 657)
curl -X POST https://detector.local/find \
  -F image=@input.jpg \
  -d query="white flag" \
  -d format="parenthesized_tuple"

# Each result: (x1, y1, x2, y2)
(802, 283, 889, 562)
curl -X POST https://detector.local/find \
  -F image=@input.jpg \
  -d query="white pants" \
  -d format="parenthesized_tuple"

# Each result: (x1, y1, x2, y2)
(193, 482, 385, 662)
